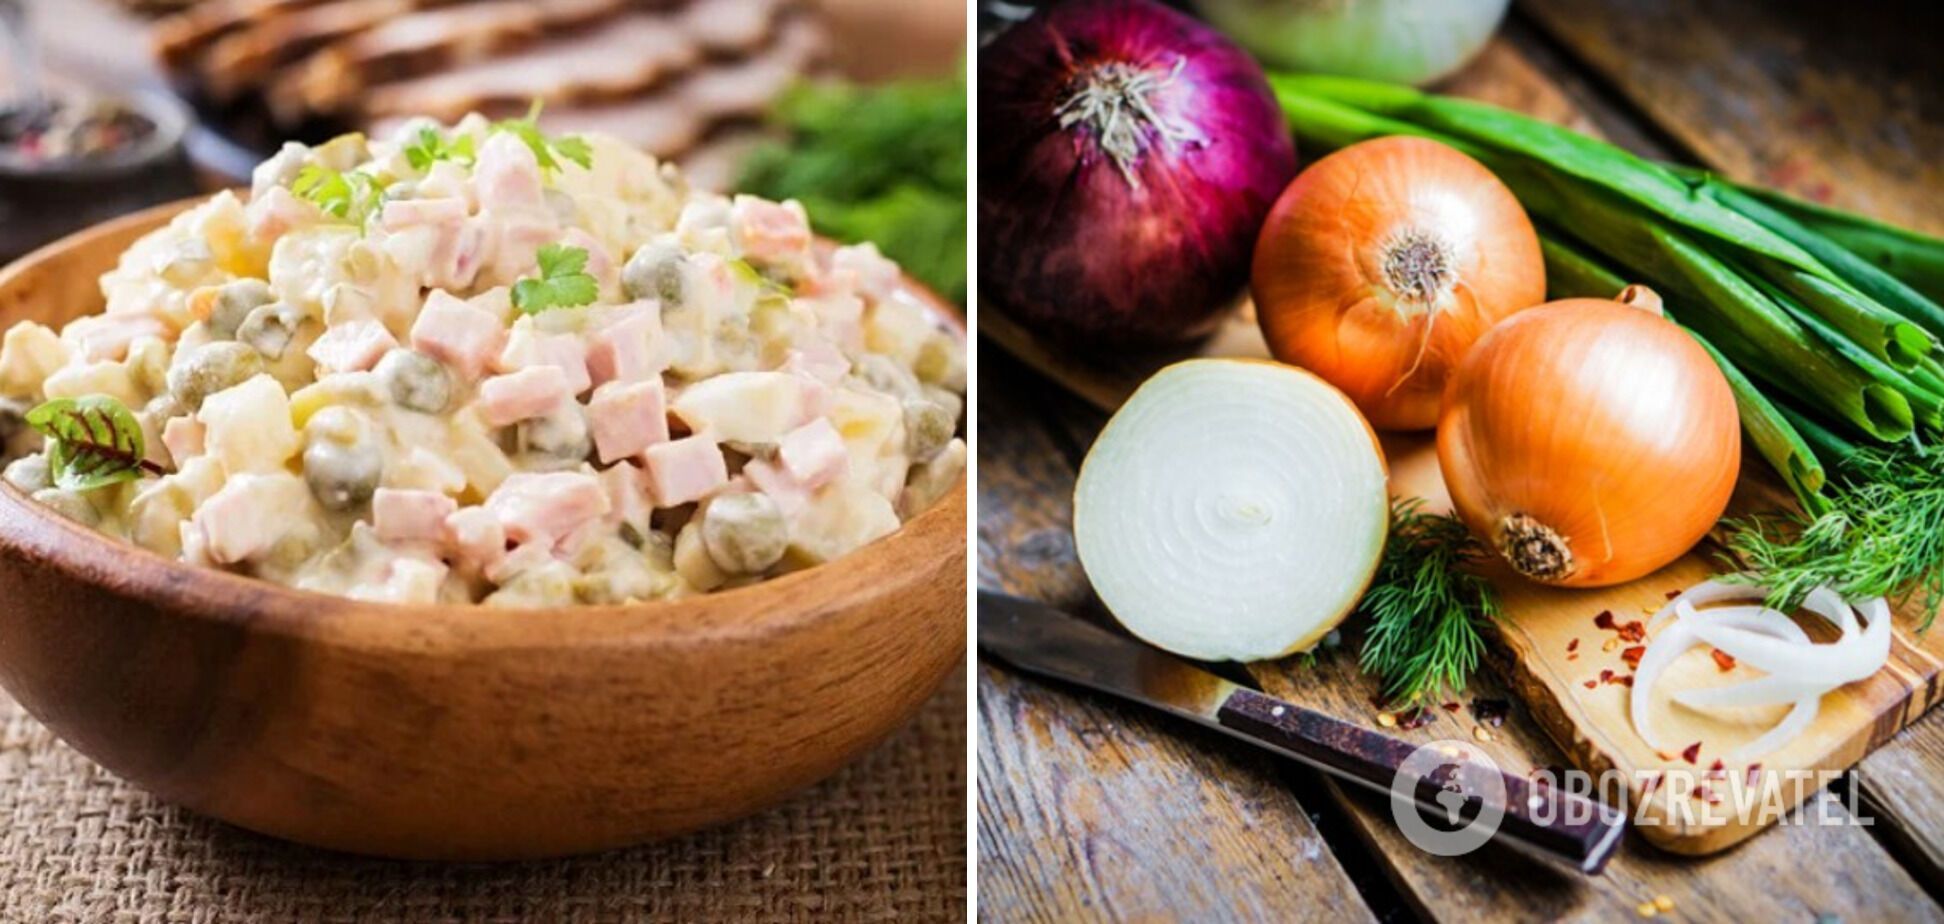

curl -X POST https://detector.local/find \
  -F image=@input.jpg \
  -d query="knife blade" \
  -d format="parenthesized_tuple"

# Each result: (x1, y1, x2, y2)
(979, 590, 1627, 875)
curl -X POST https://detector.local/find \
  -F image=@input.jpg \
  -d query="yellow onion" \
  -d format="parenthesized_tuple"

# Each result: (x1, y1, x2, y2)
(1253, 135, 1545, 430)
(1437, 286, 1741, 588)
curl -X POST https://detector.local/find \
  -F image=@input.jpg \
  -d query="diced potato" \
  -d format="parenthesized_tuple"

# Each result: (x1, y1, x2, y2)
(864, 290, 936, 368)
(783, 482, 901, 568)
(199, 374, 300, 475)
(41, 360, 143, 407)
(0, 323, 73, 397)
(670, 371, 811, 443)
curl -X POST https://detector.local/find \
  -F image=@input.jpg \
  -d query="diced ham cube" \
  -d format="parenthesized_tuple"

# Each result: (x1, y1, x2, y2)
(497, 329, 591, 395)
(474, 132, 546, 213)
(643, 436, 728, 507)
(63, 312, 171, 363)
(586, 380, 669, 464)
(443, 505, 507, 575)
(372, 488, 458, 544)
(191, 473, 311, 564)
(560, 227, 619, 296)
(730, 197, 811, 265)
(474, 365, 572, 426)
(599, 460, 655, 537)
(380, 196, 469, 231)
(161, 416, 205, 466)
(410, 290, 505, 381)
(306, 320, 399, 374)
(246, 185, 317, 241)
(742, 459, 814, 516)
(776, 418, 849, 489)
(828, 242, 900, 302)
(783, 341, 851, 384)
(484, 471, 610, 545)
(586, 302, 666, 386)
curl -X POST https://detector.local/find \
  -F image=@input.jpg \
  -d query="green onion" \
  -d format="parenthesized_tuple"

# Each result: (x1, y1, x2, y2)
(1689, 174, 1944, 340)
(1730, 182, 1944, 307)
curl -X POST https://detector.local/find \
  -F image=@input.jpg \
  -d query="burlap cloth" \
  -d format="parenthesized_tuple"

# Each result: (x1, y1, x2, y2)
(0, 661, 966, 923)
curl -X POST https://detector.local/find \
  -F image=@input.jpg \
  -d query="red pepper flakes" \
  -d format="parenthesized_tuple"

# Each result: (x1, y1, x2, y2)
(1746, 763, 1764, 787)
(1621, 646, 1646, 669)
(1584, 679, 1599, 689)
(1666, 589, 1683, 600)
(1599, 669, 1616, 684)
(1616, 620, 1646, 643)
(1707, 760, 1726, 780)
(1594, 610, 1617, 630)
(1442, 702, 1462, 713)
(1615, 675, 1635, 688)
(1681, 742, 1702, 764)
(1395, 707, 1436, 730)
(1641, 771, 1663, 796)
(1711, 648, 1737, 672)
(1567, 638, 1581, 653)
(1696, 783, 1719, 804)
(1568, 653, 1581, 661)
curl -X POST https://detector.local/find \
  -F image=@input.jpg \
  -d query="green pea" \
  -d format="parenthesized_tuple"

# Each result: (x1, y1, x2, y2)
(701, 492, 787, 574)
(303, 407, 383, 511)
(621, 241, 686, 306)
(209, 279, 274, 339)
(375, 349, 451, 414)
(167, 341, 265, 411)
(903, 397, 956, 462)
(236, 302, 308, 360)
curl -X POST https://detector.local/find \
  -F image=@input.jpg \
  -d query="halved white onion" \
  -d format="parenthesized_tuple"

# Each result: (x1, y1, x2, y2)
(1074, 359, 1389, 662)
(1630, 578, 1894, 763)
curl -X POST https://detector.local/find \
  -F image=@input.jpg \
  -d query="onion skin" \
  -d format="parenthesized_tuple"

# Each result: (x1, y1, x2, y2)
(979, 0, 1298, 347)
(1253, 136, 1545, 430)
(1437, 290, 1742, 588)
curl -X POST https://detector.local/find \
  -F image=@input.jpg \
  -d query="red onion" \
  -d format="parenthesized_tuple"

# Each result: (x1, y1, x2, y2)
(978, 0, 1297, 347)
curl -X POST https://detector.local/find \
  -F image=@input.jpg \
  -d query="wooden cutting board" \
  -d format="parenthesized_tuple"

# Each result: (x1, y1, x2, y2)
(982, 304, 1944, 855)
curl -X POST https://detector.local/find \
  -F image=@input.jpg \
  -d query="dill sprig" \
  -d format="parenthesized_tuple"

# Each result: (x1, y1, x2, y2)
(1358, 498, 1501, 708)
(1726, 444, 1944, 629)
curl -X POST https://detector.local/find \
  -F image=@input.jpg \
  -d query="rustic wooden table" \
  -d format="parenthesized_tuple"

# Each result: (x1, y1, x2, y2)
(976, 1, 1944, 920)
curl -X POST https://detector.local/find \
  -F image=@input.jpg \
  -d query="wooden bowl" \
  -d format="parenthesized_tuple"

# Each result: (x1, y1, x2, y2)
(0, 201, 967, 860)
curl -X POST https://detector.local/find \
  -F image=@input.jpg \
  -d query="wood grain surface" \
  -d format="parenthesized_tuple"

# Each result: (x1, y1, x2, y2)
(0, 202, 969, 861)
(978, 1, 1944, 917)
(975, 368, 1377, 922)
(1519, 0, 1944, 236)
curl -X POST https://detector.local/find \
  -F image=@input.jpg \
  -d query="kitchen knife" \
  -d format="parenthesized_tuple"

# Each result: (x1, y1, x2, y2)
(978, 591, 1627, 875)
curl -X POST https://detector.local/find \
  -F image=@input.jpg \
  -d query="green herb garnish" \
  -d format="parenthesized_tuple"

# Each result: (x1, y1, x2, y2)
(1727, 445, 1944, 630)
(492, 101, 593, 174)
(512, 243, 599, 315)
(26, 395, 164, 491)
(1358, 498, 1501, 708)
(404, 126, 475, 171)
(293, 164, 385, 224)
(738, 71, 966, 303)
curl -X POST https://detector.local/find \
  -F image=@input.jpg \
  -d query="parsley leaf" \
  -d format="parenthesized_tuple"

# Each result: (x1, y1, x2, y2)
(404, 126, 476, 171)
(26, 395, 164, 491)
(492, 100, 594, 174)
(512, 243, 600, 315)
(293, 164, 384, 224)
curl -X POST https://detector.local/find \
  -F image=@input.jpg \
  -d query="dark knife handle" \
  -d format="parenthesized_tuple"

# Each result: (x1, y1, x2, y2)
(1217, 688, 1624, 873)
